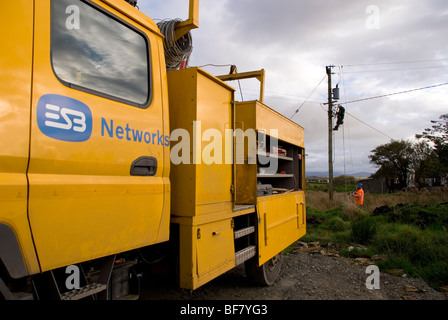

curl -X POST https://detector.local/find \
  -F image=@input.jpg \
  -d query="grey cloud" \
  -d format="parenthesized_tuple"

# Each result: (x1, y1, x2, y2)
(141, 0, 448, 174)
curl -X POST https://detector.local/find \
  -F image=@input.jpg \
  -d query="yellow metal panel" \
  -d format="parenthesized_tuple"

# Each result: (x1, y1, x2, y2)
(0, 0, 40, 275)
(236, 101, 304, 148)
(171, 205, 255, 227)
(257, 191, 306, 265)
(29, 175, 167, 267)
(235, 101, 256, 130)
(168, 68, 237, 289)
(28, 0, 170, 271)
(167, 68, 198, 218)
(178, 219, 235, 290)
(196, 219, 235, 283)
(233, 109, 257, 204)
(155, 37, 172, 244)
(256, 101, 304, 148)
(168, 68, 234, 218)
(195, 70, 233, 211)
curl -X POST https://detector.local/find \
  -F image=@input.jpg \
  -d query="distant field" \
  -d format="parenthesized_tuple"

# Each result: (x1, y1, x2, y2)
(307, 181, 357, 193)
(306, 185, 448, 212)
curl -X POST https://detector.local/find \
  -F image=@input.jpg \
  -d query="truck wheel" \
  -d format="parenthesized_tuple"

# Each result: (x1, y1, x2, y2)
(245, 253, 283, 286)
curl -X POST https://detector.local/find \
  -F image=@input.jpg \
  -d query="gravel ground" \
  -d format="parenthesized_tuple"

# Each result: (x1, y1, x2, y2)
(139, 250, 447, 301)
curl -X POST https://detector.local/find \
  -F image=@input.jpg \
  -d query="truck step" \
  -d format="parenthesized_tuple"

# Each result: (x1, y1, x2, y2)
(235, 246, 256, 265)
(234, 226, 255, 239)
(233, 204, 255, 212)
(60, 283, 106, 300)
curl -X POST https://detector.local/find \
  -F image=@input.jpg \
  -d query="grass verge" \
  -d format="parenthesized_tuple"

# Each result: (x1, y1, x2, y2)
(302, 189, 448, 290)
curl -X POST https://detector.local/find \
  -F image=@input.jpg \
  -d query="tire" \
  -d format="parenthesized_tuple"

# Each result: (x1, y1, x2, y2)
(245, 253, 283, 286)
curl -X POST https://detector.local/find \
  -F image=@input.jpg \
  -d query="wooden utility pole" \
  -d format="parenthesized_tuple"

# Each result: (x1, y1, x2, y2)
(326, 66, 334, 201)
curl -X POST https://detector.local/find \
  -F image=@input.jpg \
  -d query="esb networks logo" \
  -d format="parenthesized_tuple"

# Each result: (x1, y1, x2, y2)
(37, 94, 92, 142)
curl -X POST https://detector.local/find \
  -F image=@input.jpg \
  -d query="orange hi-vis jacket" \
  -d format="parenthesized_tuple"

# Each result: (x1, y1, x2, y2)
(353, 188, 364, 205)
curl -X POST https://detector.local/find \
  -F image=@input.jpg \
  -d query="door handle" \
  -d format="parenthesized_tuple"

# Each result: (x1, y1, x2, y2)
(130, 156, 157, 176)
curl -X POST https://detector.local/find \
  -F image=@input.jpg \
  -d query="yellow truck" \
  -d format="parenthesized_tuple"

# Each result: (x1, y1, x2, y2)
(0, 0, 306, 300)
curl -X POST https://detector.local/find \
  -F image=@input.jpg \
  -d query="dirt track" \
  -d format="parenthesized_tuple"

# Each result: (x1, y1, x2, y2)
(139, 250, 447, 301)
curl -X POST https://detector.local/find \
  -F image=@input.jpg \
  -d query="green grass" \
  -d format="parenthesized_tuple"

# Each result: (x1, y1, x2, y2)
(350, 217, 378, 245)
(302, 191, 448, 290)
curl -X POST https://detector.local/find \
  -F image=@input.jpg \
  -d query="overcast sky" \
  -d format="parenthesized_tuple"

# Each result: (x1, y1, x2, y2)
(140, 0, 448, 175)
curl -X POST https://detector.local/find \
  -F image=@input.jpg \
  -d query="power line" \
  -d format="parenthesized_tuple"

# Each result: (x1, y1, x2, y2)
(345, 111, 393, 140)
(342, 58, 448, 67)
(290, 76, 326, 119)
(242, 88, 323, 102)
(338, 82, 448, 105)
(343, 65, 448, 73)
(332, 79, 447, 140)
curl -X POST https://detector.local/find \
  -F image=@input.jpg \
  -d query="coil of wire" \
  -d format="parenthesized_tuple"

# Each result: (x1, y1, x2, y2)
(157, 19, 193, 71)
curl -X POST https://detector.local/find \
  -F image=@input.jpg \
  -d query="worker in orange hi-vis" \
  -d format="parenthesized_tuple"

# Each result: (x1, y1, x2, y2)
(353, 183, 364, 206)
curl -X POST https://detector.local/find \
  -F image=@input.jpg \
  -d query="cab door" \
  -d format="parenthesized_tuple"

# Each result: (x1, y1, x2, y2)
(28, 0, 170, 271)
(0, 0, 40, 277)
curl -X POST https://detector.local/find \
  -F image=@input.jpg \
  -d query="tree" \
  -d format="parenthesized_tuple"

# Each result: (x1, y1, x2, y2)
(416, 114, 448, 182)
(416, 114, 448, 146)
(410, 140, 438, 188)
(333, 175, 356, 186)
(369, 140, 413, 190)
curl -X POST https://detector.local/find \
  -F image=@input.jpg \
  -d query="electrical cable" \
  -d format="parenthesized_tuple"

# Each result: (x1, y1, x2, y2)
(195, 64, 246, 100)
(343, 65, 448, 73)
(242, 88, 323, 103)
(338, 82, 448, 105)
(237, 79, 244, 101)
(157, 19, 193, 71)
(345, 111, 393, 140)
(342, 58, 448, 67)
(290, 75, 326, 120)
(196, 64, 234, 68)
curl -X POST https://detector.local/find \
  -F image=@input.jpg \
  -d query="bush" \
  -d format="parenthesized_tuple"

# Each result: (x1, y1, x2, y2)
(394, 206, 438, 228)
(377, 254, 418, 277)
(372, 203, 448, 230)
(420, 261, 448, 289)
(342, 202, 366, 221)
(328, 216, 349, 232)
(350, 217, 377, 245)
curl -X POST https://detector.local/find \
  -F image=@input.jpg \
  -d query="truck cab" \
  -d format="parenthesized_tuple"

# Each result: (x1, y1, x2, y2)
(1, 0, 170, 294)
(1, 0, 306, 300)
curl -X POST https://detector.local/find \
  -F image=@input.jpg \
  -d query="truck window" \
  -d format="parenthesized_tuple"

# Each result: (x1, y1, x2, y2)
(51, 0, 151, 107)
